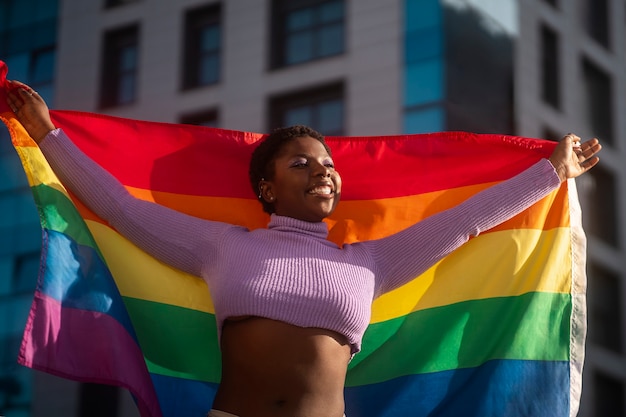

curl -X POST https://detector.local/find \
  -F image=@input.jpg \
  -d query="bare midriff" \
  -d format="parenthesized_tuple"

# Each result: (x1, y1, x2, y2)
(211, 316, 352, 417)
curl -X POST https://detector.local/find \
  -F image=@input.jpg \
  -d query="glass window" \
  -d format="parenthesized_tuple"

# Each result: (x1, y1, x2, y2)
(583, 164, 618, 247)
(269, 83, 345, 135)
(582, 58, 614, 146)
(99, 24, 140, 108)
(0, 335, 32, 412)
(404, 60, 444, 107)
(182, 4, 221, 89)
(587, 264, 622, 352)
(581, 0, 610, 48)
(13, 252, 40, 294)
(29, 47, 56, 104)
(540, 24, 560, 109)
(271, 0, 345, 68)
(403, 106, 445, 133)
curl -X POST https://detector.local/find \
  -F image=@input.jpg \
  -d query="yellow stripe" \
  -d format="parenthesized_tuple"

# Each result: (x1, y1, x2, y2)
(86, 220, 570, 320)
(14, 145, 68, 195)
(370, 226, 571, 322)
(85, 220, 215, 313)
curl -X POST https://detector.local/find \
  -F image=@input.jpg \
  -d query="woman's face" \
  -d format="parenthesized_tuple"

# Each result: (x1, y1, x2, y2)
(261, 135, 342, 223)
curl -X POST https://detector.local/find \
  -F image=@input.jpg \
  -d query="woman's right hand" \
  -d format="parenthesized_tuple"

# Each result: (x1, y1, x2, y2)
(548, 133, 601, 182)
(6, 80, 56, 143)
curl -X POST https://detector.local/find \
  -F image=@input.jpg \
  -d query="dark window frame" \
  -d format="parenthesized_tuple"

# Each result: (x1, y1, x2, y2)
(581, 57, 614, 146)
(99, 24, 140, 108)
(182, 3, 222, 90)
(268, 82, 345, 135)
(581, 0, 610, 49)
(540, 23, 560, 109)
(270, 0, 346, 69)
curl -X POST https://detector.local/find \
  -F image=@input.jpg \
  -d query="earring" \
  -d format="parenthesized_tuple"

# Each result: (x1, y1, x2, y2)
(258, 178, 266, 200)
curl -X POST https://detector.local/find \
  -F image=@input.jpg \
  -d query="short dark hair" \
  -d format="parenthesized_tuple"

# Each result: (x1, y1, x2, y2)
(249, 125, 331, 214)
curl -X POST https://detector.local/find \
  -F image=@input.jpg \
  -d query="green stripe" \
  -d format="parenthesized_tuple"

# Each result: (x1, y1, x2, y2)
(346, 292, 571, 386)
(32, 183, 101, 252)
(123, 296, 222, 382)
(125, 292, 570, 385)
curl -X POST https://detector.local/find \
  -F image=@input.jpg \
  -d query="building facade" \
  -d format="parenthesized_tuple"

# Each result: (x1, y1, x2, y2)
(0, 0, 624, 416)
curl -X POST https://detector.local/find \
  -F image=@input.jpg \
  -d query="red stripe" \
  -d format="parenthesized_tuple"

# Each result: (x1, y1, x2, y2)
(50, 111, 556, 199)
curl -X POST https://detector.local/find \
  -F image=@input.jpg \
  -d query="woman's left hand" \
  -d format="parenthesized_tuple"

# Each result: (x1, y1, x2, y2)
(548, 133, 601, 182)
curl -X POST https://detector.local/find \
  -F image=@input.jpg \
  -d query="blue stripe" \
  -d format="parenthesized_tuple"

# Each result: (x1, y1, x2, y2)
(149, 360, 569, 417)
(344, 359, 570, 417)
(39, 228, 137, 340)
(151, 373, 218, 417)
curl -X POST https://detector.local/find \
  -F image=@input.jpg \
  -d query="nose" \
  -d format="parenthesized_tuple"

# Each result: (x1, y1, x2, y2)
(311, 160, 331, 177)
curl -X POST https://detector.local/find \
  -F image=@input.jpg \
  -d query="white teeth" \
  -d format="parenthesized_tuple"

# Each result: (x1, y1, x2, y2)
(309, 186, 332, 195)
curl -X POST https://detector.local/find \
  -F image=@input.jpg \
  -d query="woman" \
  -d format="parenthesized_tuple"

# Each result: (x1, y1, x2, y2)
(7, 81, 601, 417)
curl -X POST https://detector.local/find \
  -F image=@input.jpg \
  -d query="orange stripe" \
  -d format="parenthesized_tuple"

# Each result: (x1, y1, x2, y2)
(72, 182, 567, 245)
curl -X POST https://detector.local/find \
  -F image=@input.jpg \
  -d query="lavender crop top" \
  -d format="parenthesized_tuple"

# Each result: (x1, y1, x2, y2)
(40, 129, 561, 353)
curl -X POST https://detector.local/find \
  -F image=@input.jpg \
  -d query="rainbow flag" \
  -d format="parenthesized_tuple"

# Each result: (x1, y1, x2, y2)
(0, 61, 586, 417)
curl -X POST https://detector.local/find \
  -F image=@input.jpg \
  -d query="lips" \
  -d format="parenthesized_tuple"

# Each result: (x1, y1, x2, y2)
(308, 184, 334, 196)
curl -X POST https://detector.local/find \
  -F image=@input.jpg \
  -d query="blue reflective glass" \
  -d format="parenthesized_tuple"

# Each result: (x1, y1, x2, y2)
(0, 2, 8, 30)
(14, 252, 40, 293)
(286, 9, 314, 31)
(200, 26, 220, 51)
(403, 107, 444, 133)
(118, 73, 136, 103)
(318, 24, 343, 56)
(405, 0, 442, 32)
(120, 45, 137, 71)
(286, 32, 314, 64)
(34, 0, 58, 21)
(320, 1, 344, 22)
(285, 106, 313, 127)
(31, 49, 55, 83)
(32, 19, 57, 50)
(8, 0, 32, 29)
(405, 29, 442, 63)
(3, 54, 29, 81)
(318, 99, 343, 134)
(199, 55, 219, 85)
(404, 59, 444, 106)
(35, 83, 54, 106)
(0, 155, 29, 192)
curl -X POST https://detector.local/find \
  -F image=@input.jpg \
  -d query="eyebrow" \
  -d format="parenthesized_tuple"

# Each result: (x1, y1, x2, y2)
(289, 153, 332, 159)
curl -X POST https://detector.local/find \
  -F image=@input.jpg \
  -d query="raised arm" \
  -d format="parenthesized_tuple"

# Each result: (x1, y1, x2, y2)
(363, 135, 601, 296)
(6, 80, 233, 277)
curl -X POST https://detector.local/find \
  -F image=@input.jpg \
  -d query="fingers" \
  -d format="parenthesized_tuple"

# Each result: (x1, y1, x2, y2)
(5, 80, 41, 115)
(563, 133, 581, 148)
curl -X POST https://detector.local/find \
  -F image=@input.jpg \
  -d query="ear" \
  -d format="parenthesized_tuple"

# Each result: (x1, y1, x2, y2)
(258, 179, 275, 203)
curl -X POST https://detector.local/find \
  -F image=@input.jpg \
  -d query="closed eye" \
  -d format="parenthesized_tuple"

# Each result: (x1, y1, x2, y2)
(290, 159, 308, 168)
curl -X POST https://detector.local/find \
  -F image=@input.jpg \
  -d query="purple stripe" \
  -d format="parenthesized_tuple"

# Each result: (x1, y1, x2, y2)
(19, 292, 162, 417)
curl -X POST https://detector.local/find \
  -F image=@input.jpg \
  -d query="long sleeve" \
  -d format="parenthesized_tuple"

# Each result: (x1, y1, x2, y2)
(39, 128, 236, 277)
(361, 159, 562, 296)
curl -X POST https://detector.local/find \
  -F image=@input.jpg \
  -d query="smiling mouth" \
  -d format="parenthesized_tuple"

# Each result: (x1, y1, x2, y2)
(308, 185, 334, 196)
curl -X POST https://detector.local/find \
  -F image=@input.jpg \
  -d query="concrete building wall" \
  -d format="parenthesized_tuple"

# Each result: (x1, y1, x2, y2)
(54, 0, 402, 135)
(515, 0, 626, 415)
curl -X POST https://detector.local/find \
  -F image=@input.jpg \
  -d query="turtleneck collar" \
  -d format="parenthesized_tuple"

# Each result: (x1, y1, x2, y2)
(268, 214, 329, 240)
